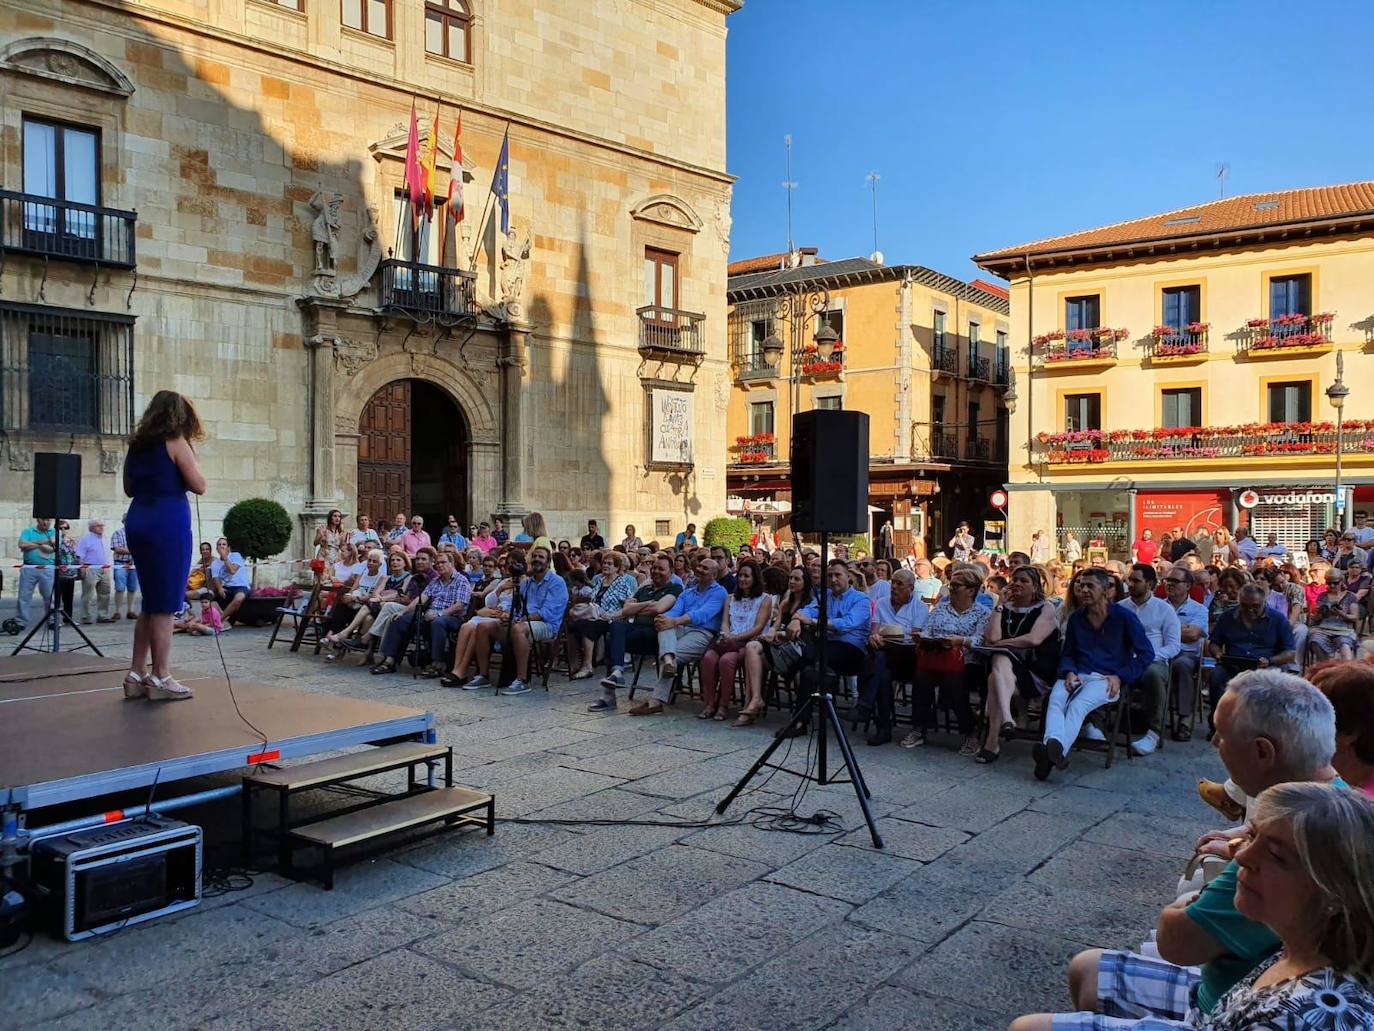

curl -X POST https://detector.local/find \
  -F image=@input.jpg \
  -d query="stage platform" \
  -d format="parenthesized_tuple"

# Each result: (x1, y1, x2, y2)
(0, 653, 434, 817)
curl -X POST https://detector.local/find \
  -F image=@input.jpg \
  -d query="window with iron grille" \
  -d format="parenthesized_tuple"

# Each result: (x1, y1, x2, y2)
(0, 303, 135, 435)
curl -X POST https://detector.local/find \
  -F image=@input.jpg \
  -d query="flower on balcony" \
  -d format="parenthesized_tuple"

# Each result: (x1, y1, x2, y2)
(801, 360, 843, 375)
(1046, 448, 1110, 464)
(1097, 327, 1130, 342)
(1151, 324, 1178, 339)
(1031, 330, 1066, 348)
(1275, 312, 1308, 326)
(1311, 312, 1335, 325)
(1185, 321, 1209, 334)
(1045, 347, 1114, 362)
(1154, 341, 1202, 357)
(1246, 318, 1270, 329)
(736, 449, 771, 464)
(732, 432, 776, 449)
(1253, 331, 1329, 350)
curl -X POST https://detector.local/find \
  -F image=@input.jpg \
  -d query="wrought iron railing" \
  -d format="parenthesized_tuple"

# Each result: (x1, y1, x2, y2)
(1040, 335, 1119, 363)
(733, 439, 776, 464)
(0, 190, 137, 268)
(1034, 422, 1374, 464)
(994, 358, 1011, 385)
(966, 436, 992, 461)
(1146, 325, 1209, 359)
(967, 353, 991, 380)
(932, 345, 959, 375)
(1237, 313, 1334, 354)
(932, 431, 960, 459)
(637, 305, 706, 359)
(0, 302, 135, 435)
(379, 259, 476, 321)
(735, 354, 777, 381)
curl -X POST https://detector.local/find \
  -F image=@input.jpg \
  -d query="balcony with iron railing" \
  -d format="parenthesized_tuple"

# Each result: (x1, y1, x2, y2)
(932, 344, 959, 376)
(637, 305, 706, 361)
(380, 259, 476, 322)
(731, 433, 777, 465)
(967, 352, 991, 381)
(932, 431, 960, 459)
(0, 190, 136, 269)
(966, 436, 992, 462)
(1034, 420, 1374, 465)
(734, 353, 777, 381)
(799, 344, 843, 378)
(1236, 312, 1335, 358)
(1146, 323, 1209, 362)
(993, 357, 1011, 387)
(1032, 327, 1127, 369)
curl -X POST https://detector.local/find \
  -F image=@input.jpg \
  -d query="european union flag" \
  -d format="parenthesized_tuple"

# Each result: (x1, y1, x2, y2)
(491, 130, 510, 234)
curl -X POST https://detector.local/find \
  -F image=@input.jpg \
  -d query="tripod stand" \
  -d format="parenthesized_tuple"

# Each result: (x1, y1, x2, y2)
(716, 529, 883, 848)
(11, 553, 102, 657)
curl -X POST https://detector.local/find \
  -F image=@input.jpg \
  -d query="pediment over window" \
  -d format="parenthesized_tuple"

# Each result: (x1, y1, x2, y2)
(630, 194, 703, 233)
(369, 122, 476, 180)
(0, 38, 134, 97)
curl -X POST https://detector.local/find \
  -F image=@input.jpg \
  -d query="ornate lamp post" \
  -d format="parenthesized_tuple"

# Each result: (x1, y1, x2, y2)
(1326, 352, 1350, 529)
(760, 283, 833, 449)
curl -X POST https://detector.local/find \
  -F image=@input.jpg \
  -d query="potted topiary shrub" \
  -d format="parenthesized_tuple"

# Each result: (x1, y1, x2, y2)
(221, 498, 294, 625)
(702, 515, 751, 555)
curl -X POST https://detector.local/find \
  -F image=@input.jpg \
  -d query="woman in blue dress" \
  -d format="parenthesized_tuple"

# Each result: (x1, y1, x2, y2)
(122, 391, 207, 701)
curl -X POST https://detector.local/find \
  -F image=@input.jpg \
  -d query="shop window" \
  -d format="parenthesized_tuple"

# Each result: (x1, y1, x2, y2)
(1161, 387, 1202, 429)
(1267, 381, 1311, 424)
(1064, 392, 1101, 432)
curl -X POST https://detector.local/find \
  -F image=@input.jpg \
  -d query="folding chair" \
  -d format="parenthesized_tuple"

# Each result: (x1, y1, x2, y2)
(267, 582, 317, 649)
(287, 583, 333, 654)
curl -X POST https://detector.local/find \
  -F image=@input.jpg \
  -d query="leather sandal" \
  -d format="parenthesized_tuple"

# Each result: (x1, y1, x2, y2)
(732, 708, 763, 727)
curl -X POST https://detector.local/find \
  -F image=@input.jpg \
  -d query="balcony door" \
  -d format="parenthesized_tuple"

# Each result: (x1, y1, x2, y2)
(22, 118, 100, 257)
(644, 247, 679, 318)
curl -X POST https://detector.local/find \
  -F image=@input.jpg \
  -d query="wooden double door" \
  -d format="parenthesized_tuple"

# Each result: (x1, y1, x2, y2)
(356, 379, 468, 531)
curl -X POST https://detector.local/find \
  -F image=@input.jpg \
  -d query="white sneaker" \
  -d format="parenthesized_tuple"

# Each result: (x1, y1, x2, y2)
(1132, 730, 1161, 756)
(1079, 724, 1107, 743)
(504, 679, 531, 695)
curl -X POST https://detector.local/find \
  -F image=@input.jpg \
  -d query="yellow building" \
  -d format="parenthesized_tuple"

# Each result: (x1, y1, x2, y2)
(0, 0, 739, 559)
(724, 250, 1011, 554)
(973, 181, 1374, 556)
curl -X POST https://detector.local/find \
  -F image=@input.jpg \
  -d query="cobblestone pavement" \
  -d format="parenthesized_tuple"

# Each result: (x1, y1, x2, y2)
(9, 621, 1226, 1030)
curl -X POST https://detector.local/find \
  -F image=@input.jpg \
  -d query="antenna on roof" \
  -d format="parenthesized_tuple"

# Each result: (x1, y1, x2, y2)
(783, 134, 798, 266)
(866, 171, 881, 263)
(1216, 163, 1229, 199)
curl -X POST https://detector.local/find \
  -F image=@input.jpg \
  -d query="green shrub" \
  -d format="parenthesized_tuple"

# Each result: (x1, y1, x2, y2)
(223, 498, 293, 561)
(702, 516, 751, 553)
(848, 533, 871, 555)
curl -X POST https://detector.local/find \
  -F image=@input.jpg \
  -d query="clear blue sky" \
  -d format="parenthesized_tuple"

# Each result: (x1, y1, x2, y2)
(725, 0, 1374, 284)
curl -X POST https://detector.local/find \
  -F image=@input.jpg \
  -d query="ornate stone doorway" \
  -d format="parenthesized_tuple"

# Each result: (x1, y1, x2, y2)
(356, 379, 467, 531)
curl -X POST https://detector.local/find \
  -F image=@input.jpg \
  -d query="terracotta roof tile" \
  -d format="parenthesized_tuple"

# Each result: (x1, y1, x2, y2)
(974, 180, 1374, 264)
(969, 278, 1009, 300)
(727, 247, 820, 277)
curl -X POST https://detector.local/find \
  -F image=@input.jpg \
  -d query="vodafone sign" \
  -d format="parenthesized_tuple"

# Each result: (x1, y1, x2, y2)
(1237, 488, 1336, 509)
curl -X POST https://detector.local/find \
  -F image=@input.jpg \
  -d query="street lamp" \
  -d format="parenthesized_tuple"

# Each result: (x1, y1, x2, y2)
(759, 283, 833, 435)
(1327, 351, 1350, 528)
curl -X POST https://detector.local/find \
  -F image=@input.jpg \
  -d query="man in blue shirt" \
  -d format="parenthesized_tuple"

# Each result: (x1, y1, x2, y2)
(502, 545, 570, 695)
(674, 523, 698, 550)
(629, 557, 726, 716)
(211, 537, 253, 624)
(438, 516, 468, 552)
(787, 559, 872, 721)
(1207, 583, 1295, 721)
(1232, 527, 1258, 566)
(1034, 566, 1153, 780)
(1163, 567, 1210, 741)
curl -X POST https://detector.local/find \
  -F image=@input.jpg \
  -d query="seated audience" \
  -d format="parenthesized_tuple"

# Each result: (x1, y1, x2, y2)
(210, 537, 253, 624)
(1308, 570, 1361, 663)
(905, 567, 990, 751)
(438, 516, 468, 551)
(323, 548, 386, 656)
(627, 557, 726, 716)
(350, 513, 381, 550)
(1013, 670, 1352, 1030)
(977, 565, 1061, 762)
(1162, 567, 1209, 741)
(365, 550, 444, 674)
(444, 575, 515, 687)
(491, 544, 569, 695)
(1310, 661, 1374, 796)
(581, 519, 606, 551)
(621, 524, 642, 553)
(1208, 584, 1296, 721)
(591, 554, 683, 711)
(568, 551, 639, 679)
(854, 568, 927, 746)
(783, 559, 872, 728)
(698, 559, 772, 721)
(471, 522, 499, 555)
(400, 515, 432, 557)
(1033, 566, 1153, 780)
(1118, 563, 1182, 755)
(186, 541, 214, 602)
(739, 565, 812, 723)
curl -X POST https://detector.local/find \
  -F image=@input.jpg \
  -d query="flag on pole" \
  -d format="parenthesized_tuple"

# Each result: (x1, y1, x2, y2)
(438, 112, 464, 266)
(403, 102, 423, 210)
(491, 129, 510, 235)
(421, 109, 440, 219)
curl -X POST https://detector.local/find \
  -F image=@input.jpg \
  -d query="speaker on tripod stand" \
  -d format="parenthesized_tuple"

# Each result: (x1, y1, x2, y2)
(10, 453, 101, 656)
(717, 410, 883, 847)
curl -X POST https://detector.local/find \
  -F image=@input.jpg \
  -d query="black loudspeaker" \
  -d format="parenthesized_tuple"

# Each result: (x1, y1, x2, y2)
(33, 453, 82, 519)
(791, 410, 869, 534)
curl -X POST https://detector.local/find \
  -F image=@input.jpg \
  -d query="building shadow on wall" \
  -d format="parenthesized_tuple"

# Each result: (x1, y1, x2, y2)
(521, 220, 612, 542)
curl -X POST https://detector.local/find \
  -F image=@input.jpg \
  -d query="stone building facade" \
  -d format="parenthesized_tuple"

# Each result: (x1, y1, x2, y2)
(0, 0, 738, 567)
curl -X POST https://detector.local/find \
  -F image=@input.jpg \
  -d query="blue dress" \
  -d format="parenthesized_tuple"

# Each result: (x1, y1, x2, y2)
(124, 441, 192, 614)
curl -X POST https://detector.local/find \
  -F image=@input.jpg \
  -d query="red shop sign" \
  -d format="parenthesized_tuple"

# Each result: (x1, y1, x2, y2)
(1134, 490, 1228, 539)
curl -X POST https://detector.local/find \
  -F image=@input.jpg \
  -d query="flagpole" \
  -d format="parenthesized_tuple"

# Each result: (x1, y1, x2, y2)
(395, 97, 418, 262)
(468, 121, 511, 270)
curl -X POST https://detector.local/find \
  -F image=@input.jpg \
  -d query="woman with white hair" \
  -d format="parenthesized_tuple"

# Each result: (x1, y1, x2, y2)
(1010, 780, 1374, 1029)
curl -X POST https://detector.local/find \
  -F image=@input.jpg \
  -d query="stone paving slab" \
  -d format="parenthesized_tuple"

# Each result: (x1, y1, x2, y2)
(11, 621, 1230, 1030)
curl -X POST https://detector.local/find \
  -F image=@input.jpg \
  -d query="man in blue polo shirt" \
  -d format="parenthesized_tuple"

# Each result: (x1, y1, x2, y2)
(628, 556, 726, 716)
(1207, 583, 1295, 721)
(787, 558, 872, 723)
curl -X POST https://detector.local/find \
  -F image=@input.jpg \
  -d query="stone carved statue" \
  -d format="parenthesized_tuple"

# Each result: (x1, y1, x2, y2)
(495, 225, 532, 321)
(310, 190, 343, 275)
